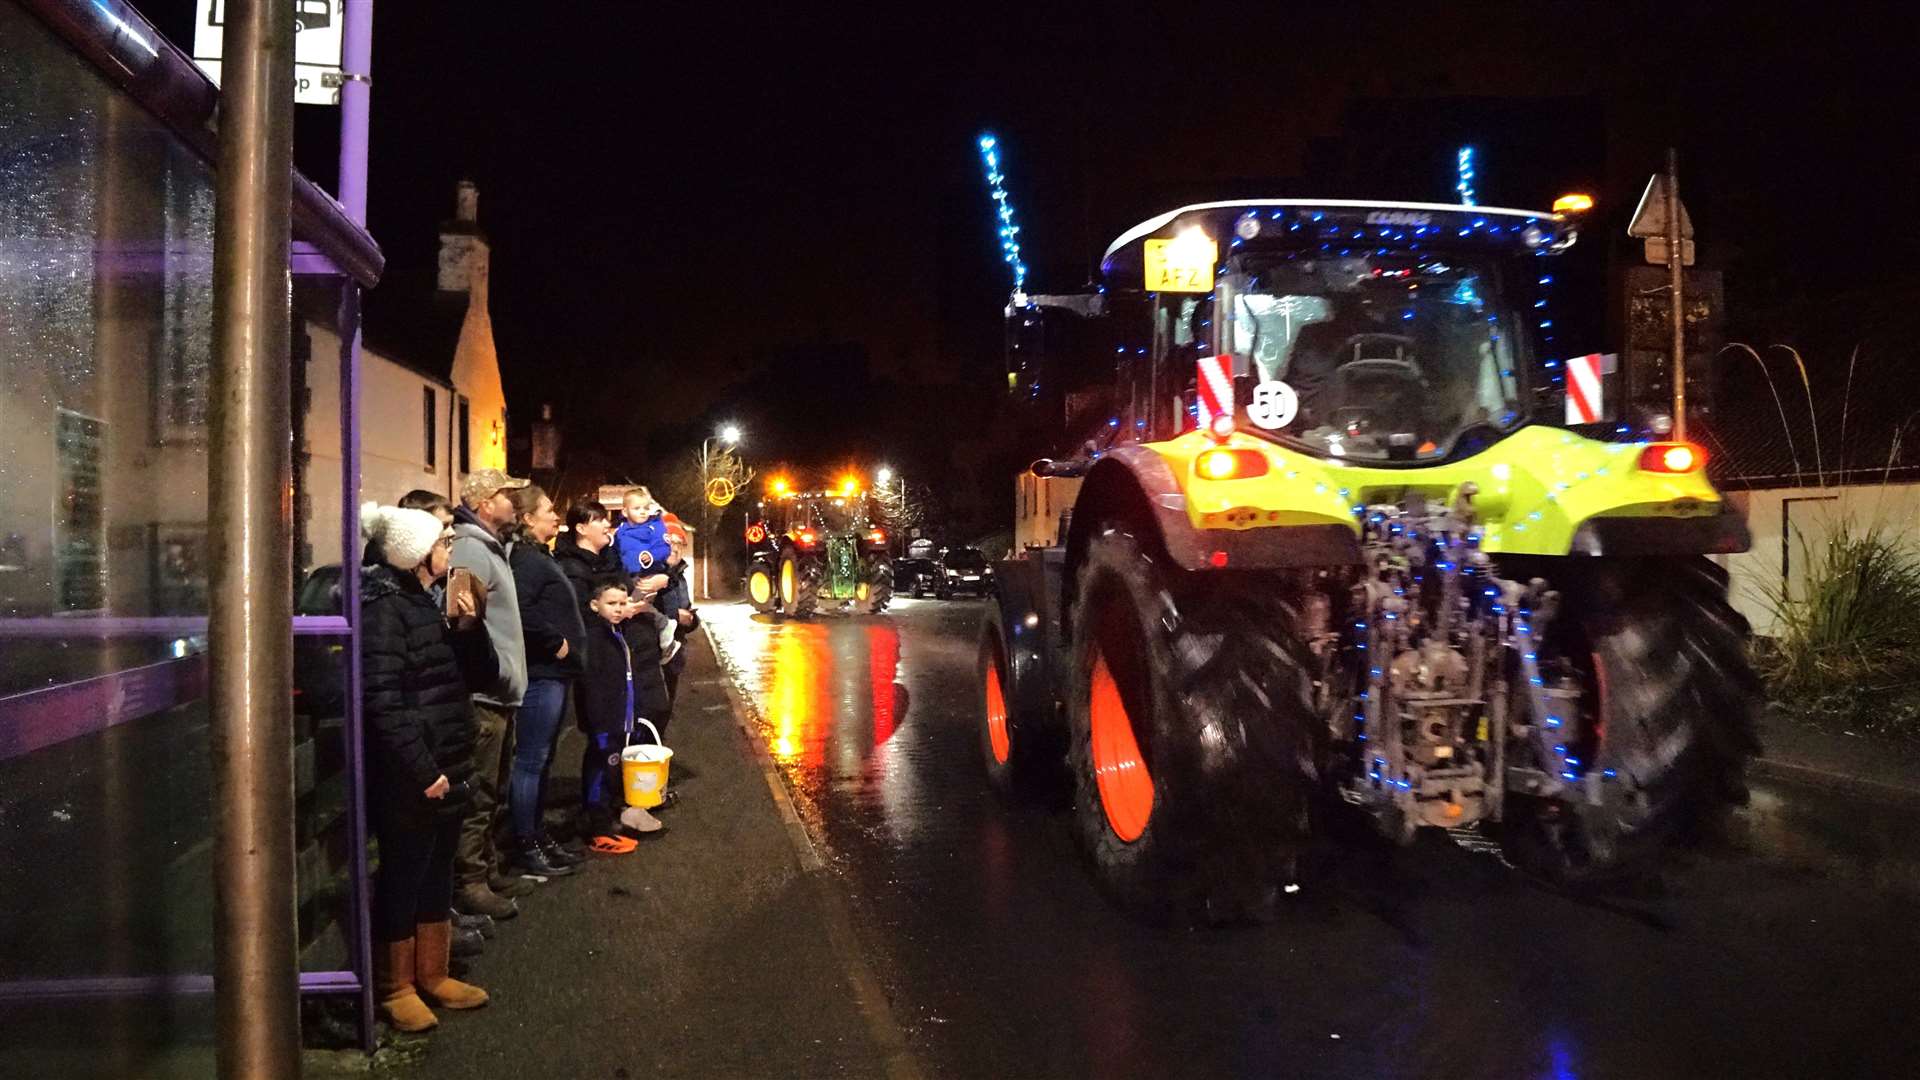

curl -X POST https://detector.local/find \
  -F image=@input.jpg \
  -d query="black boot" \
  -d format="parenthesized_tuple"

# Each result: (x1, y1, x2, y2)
(509, 839, 578, 878)
(541, 835, 586, 868)
(452, 923, 486, 959)
(454, 910, 497, 939)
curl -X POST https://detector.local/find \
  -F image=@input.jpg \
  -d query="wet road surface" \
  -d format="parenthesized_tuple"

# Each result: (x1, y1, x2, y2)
(706, 597, 1920, 1079)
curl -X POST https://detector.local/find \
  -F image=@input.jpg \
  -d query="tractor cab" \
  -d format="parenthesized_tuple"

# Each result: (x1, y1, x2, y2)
(1010, 200, 1581, 468)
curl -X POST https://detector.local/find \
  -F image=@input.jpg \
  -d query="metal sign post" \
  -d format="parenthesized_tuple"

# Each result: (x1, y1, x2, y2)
(1664, 149, 1687, 440)
(207, 1, 298, 1075)
(1628, 155, 1696, 439)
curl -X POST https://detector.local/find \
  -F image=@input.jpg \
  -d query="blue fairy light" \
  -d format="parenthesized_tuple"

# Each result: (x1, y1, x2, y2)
(1456, 146, 1477, 206)
(977, 133, 1027, 293)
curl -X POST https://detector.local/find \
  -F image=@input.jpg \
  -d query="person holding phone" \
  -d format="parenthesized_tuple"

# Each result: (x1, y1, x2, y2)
(360, 503, 494, 1033)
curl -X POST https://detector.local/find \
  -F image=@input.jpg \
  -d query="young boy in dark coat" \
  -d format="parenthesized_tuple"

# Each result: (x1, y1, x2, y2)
(575, 576, 670, 850)
(359, 503, 493, 1033)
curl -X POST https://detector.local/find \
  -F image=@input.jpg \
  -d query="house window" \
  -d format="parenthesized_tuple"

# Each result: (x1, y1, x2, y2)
(423, 386, 437, 470)
(458, 396, 471, 474)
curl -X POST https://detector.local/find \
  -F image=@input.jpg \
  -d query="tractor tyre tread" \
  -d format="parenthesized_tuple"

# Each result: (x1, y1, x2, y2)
(1067, 524, 1319, 924)
(867, 557, 894, 614)
(1501, 555, 1761, 886)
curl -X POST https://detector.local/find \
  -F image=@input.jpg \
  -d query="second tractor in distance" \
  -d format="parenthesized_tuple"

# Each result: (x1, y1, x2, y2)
(745, 483, 893, 617)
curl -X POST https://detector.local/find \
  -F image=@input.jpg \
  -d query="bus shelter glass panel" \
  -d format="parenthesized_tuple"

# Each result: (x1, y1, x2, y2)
(0, 6, 217, 1073)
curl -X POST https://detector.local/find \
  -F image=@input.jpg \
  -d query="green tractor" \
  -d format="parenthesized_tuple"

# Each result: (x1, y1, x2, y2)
(979, 198, 1760, 921)
(744, 485, 893, 618)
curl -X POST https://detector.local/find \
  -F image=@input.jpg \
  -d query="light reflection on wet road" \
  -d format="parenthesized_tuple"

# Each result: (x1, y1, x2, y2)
(708, 598, 1920, 1079)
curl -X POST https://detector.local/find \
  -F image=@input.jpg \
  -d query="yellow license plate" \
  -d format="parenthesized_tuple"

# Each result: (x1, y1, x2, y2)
(1143, 236, 1217, 293)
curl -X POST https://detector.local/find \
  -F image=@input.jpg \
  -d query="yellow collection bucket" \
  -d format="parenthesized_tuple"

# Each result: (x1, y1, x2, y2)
(620, 719, 672, 809)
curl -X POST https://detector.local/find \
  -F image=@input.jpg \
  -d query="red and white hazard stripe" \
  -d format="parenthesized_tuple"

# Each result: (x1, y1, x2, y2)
(1565, 353, 1604, 425)
(1196, 354, 1233, 430)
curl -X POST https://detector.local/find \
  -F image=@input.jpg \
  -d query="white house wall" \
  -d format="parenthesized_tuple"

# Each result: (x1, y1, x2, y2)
(1710, 483, 1920, 638)
(303, 324, 456, 571)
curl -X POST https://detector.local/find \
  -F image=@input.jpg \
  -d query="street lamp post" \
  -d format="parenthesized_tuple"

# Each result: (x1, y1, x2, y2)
(697, 424, 742, 600)
(876, 466, 903, 555)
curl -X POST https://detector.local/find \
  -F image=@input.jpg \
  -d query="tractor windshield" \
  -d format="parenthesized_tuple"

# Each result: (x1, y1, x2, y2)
(1221, 252, 1528, 461)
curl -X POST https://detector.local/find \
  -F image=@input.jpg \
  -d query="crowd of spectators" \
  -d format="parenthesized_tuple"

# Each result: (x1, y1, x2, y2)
(357, 472, 699, 1034)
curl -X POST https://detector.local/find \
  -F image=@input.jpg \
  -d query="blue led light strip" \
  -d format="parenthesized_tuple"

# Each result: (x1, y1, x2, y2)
(1456, 146, 1477, 207)
(978, 133, 1027, 293)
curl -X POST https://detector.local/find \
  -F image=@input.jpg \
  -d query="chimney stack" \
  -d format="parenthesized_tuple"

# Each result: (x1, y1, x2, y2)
(437, 178, 487, 295)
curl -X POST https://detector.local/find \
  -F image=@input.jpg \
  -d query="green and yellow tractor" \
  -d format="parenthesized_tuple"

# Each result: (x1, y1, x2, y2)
(745, 483, 893, 618)
(979, 198, 1759, 921)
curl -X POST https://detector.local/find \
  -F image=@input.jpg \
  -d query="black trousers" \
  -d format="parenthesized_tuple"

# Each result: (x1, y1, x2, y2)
(371, 810, 462, 943)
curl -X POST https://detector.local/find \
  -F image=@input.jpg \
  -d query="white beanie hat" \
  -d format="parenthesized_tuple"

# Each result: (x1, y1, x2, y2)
(361, 502, 445, 571)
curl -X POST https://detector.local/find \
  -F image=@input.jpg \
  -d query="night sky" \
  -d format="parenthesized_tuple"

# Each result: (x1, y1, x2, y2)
(141, 3, 1916, 514)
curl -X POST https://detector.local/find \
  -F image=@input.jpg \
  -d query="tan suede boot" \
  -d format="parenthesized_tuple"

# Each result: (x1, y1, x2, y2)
(414, 920, 489, 1010)
(375, 937, 438, 1033)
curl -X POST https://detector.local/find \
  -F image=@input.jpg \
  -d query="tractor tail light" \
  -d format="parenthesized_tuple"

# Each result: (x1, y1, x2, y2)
(1638, 442, 1704, 474)
(867, 528, 887, 545)
(796, 529, 818, 547)
(1195, 448, 1269, 481)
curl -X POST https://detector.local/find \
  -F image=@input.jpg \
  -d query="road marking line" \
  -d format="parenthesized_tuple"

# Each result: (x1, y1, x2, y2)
(701, 624, 924, 1080)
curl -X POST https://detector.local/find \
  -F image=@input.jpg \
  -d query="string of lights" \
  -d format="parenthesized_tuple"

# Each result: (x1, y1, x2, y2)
(977, 133, 1028, 294)
(1456, 145, 1477, 207)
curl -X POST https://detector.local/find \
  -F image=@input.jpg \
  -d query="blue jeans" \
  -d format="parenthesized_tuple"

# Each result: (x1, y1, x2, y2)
(509, 679, 569, 842)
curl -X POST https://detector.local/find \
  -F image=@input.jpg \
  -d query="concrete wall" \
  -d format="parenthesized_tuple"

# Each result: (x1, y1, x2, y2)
(1711, 482, 1920, 637)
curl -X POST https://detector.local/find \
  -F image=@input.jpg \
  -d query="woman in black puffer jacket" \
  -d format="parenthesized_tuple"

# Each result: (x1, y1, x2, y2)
(360, 504, 492, 1033)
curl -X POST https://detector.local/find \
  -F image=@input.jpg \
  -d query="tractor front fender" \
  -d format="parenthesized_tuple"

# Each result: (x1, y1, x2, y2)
(1065, 447, 1362, 575)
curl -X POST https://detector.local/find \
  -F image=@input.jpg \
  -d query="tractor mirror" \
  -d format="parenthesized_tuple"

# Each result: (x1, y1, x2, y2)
(1031, 458, 1091, 478)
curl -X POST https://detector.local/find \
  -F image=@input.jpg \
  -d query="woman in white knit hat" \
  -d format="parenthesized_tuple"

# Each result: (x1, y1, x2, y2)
(359, 503, 495, 1033)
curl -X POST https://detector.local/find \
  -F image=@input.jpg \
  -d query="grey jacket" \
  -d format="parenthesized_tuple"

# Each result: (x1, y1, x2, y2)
(450, 507, 527, 708)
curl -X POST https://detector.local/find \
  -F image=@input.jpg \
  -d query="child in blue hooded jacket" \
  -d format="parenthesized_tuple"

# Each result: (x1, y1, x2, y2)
(613, 487, 672, 576)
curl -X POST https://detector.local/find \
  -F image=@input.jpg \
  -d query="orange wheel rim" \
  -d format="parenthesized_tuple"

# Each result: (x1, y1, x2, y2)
(1089, 651, 1152, 842)
(780, 560, 796, 605)
(985, 651, 1011, 764)
(749, 570, 772, 605)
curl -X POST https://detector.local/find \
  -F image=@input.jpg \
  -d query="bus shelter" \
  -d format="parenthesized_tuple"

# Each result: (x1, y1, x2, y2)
(0, 0, 382, 1070)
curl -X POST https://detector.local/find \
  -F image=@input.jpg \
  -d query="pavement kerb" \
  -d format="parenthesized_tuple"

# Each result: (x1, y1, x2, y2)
(1752, 707, 1920, 808)
(1749, 756, 1920, 808)
(701, 623, 924, 1080)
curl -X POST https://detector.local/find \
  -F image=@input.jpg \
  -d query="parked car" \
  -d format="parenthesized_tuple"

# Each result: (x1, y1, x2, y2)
(893, 557, 939, 598)
(935, 546, 993, 599)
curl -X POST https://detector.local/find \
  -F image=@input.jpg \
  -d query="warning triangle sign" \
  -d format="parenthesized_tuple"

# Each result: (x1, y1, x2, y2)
(1628, 175, 1694, 239)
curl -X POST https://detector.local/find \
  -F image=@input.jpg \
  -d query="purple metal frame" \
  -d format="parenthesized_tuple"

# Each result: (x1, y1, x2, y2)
(336, 0, 377, 1050)
(8, 0, 383, 1054)
(0, 970, 358, 1002)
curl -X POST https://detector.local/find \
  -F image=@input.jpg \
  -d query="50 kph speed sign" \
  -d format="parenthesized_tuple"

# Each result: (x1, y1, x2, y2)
(1248, 380, 1298, 430)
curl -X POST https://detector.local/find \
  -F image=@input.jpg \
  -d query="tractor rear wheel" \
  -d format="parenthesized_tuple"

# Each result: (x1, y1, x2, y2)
(746, 559, 780, 614)
(1499, 556, 1760, 886)
(1067, 524, 1319, 923)
(779, 548, 819, 619)
(866, 555, 894, 614)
